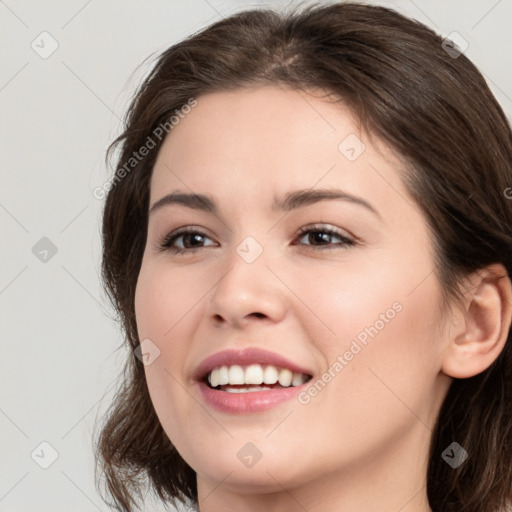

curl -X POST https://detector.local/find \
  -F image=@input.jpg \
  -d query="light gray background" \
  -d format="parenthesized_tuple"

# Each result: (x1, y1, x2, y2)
(1, 1, 511, 511)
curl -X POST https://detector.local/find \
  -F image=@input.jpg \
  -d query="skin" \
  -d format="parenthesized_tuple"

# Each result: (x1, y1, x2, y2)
(134, 85, 512, 512)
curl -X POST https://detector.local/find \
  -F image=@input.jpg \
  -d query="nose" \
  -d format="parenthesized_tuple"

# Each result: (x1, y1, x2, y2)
(207, 243, 288, 329)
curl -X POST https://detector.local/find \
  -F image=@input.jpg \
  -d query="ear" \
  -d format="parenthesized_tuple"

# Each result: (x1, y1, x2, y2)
(441, 263, 512, 379)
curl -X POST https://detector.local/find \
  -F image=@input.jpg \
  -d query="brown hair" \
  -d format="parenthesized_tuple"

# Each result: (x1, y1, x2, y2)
(94, 2, 512, 511)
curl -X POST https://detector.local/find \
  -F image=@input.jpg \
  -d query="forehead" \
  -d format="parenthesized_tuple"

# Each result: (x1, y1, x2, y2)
(149, 85, 406, 209)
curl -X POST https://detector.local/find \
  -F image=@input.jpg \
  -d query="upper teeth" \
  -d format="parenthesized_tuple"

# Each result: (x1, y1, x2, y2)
(207, 364, 309, 388)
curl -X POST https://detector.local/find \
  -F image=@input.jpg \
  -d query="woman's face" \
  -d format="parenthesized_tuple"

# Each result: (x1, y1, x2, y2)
(135, 86, 452, 499)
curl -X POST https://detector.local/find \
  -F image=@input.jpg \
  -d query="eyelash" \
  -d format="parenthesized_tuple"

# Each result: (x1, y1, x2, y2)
(158, 224, 357, 255)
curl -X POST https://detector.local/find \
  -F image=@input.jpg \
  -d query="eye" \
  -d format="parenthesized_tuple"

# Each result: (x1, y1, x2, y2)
(158, 227, 217, 255)
(158, 224, 356, 256)
(293, 224, 356, 250)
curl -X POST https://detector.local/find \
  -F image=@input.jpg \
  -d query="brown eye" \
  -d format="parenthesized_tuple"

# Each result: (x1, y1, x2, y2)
(295, 225, 355, 250)
(159, 228, 217, 254)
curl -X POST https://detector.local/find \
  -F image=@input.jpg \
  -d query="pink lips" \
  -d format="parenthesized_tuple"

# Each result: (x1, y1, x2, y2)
(193, 347, 314, 414)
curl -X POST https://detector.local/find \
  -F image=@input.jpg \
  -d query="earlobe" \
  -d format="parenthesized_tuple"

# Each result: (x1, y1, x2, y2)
(441, 264, 512, 379)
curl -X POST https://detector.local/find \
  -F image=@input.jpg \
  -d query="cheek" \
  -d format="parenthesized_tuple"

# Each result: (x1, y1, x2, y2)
(134, 263, 206, 450)
(135, 260, 210, 339)
(290, 249, 442, 407)
(286, 252, 421, 352)
(134, 261, 214, 390)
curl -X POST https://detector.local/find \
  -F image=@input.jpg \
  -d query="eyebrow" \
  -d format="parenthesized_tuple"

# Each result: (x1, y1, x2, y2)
(149, 192, 217, 215)
(273, 188, 380, 218)
(149, 188, 381, 219)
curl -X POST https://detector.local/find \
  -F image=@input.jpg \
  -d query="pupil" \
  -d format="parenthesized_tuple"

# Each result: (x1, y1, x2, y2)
(186, 233, 203, 248)
(311, 232, 329, 244)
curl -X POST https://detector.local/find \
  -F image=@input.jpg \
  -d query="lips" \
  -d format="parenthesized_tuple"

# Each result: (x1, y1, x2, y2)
(192, 347, 315, 413)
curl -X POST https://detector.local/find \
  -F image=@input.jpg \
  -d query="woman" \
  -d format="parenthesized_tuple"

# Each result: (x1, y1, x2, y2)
(94, 2, 512, 511)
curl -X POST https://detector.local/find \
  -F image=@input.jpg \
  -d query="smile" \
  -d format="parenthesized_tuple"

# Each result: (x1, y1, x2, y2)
(194, 347, 314, 413)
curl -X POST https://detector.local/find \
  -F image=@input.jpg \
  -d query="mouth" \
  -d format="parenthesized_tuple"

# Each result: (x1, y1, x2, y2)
(203, 363, 313, 393)
(193, 347, 315, 413)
